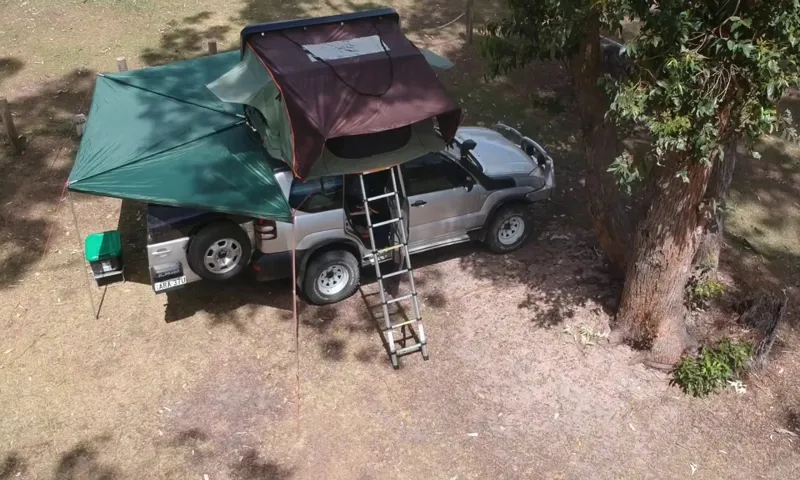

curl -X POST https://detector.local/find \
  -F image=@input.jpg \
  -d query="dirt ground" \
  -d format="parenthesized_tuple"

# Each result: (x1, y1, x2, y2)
(1, 1, 800, 479)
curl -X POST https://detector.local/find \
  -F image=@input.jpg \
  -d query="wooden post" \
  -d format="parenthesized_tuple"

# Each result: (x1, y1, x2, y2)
(74, 114, 87, 137)
(207, 40, 218, 55)
(465, 0, 475, 44)
(1, 97, 22, 153)
(116, 56, 128, 72)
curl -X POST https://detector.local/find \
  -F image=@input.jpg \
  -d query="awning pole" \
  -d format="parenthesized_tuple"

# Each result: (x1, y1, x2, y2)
(291, 211, 300, 435)
(67, 191, 99, 319)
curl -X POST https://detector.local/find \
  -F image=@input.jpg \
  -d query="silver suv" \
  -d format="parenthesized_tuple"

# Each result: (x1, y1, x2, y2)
(146, 124, 555, 304)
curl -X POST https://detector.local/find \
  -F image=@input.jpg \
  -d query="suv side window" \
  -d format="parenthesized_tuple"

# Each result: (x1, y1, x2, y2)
(402, 153, 471, 196)
(289, 176, 343, 213)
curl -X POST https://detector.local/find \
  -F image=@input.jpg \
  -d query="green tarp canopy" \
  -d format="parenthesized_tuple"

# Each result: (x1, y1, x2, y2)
(68, 51, 292, 222)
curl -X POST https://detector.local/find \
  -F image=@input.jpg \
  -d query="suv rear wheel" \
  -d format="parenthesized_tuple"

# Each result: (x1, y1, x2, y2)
(187, 221, 252, 281)
(485, 205, 533, 253)
(304, 250, 360, 305)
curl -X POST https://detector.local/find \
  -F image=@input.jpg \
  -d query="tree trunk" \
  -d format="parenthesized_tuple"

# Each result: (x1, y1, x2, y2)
(569, 14, 631, 276)
(692, 140, 737, 278)
(616, 159, 713, 365)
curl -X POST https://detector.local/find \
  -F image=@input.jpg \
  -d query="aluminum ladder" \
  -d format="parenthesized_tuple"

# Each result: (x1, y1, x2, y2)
(358, 166, 429, 369)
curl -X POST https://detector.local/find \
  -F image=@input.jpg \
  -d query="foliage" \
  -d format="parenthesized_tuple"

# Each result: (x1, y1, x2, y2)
(685, 277, 725, 308)
(481, 0, 626, 75)
(482, 1, 800, 191)
(671, 339, 752, 397)
(606, 0, 800, 189)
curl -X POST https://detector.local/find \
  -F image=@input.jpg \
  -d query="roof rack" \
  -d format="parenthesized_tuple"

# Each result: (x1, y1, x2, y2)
(239, 8, 400, 55)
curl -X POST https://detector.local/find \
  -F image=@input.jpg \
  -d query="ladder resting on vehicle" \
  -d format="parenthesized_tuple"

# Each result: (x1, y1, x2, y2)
(358, 166, 429, 369)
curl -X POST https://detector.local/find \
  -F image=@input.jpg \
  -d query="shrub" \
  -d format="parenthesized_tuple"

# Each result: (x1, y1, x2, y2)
(671, 339, 752, 397)
(686, 278, 725, 309)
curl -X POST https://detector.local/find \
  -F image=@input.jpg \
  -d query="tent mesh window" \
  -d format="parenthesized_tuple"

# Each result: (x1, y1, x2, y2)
(325, 125, 412, 159)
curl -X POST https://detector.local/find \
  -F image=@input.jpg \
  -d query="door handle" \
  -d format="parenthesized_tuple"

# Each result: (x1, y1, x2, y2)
(411, 200, 427, 207)
(152, 248, 171, 258)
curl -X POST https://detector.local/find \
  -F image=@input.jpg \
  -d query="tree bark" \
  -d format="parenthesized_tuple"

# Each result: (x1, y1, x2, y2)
(616, 159, 713, 365)
(692, 140, 737, 278)
(569, 14, 631, 276)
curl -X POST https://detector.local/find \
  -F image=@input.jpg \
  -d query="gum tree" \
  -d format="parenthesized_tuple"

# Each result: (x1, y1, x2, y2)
(483, 0, 800, 365)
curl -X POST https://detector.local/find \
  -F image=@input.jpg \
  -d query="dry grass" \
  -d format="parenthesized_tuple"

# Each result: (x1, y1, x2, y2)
(1, 1, 800, 478)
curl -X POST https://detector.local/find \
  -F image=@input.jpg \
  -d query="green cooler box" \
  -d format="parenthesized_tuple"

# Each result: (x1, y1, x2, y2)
(84, 230, 125, 285)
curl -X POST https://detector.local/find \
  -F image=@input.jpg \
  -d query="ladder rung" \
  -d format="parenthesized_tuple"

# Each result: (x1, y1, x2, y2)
(381, 268, 409, 280)
(373, 217, 401, 228)
(387, 318, 420, 330)
(366, 191, 396, 202)
(394, 334, 417, 343)
(386, 294, 414, 305)
(396, 343, 424, 356)
(376, 244, 404, 254)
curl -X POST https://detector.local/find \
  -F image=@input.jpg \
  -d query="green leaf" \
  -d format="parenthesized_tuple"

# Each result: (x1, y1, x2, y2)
(768, 59, 779, 72)
(727, 39, 735, 51)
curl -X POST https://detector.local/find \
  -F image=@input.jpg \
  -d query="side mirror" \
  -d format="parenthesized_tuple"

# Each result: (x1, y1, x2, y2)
(460, 139, 477, 159)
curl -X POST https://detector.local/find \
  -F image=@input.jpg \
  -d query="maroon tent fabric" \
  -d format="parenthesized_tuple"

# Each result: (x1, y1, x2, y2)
(247, 15, 462, 178)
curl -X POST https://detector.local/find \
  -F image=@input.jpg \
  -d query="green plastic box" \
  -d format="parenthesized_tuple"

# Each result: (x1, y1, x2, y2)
(84, 231, 124, 280)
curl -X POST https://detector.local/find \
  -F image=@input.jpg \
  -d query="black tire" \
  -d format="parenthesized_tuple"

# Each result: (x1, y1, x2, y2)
(484, 205, 533, 253)
(303, 250, 360, 305)
(187, 221, 252, 281)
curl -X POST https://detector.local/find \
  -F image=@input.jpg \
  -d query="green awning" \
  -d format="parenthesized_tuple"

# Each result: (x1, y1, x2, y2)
(68, 52, 292, 222)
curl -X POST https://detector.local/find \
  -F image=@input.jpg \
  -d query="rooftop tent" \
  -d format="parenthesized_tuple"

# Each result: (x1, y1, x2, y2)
(207, 48, 447, 178)
(68, 51, 292, 222)
(229, 8, 462, 179)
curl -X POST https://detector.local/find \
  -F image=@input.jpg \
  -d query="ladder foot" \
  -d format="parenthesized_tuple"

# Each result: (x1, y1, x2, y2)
(391, 354, 399, 369)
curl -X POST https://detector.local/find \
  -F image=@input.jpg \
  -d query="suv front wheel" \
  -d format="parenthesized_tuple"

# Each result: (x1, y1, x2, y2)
(304, 250, 360, 305)
(485, 205, 533, 253)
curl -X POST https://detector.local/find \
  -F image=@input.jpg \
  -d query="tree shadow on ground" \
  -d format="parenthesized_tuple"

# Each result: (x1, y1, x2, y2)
(163, 427, 294, 479)
(55, 437, 118, 480)
(231, 450, 294, 480)
(140, 12, 234, 66)
(724, 101, 800, 332)
(0, 57, 24, 87)
(0, 67, 96, 289)
(0, 452, 25, 479)
(1, 436, 121, 480)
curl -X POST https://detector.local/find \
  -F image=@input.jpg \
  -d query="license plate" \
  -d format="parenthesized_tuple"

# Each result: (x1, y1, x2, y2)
(153, 276, 187, 292)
